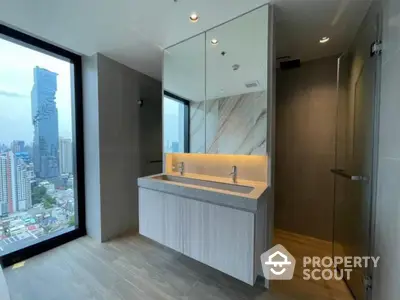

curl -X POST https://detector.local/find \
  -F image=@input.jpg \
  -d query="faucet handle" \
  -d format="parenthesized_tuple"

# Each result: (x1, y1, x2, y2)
(177, 162, 184, 175)
(229, 165, 237, 175)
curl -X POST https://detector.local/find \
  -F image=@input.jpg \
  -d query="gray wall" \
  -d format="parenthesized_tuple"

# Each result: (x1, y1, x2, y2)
(82, 54, 102, 242)
(372, 0, 400, 298)
(83, 54, 162, 242)
(275, 56, 338, 241)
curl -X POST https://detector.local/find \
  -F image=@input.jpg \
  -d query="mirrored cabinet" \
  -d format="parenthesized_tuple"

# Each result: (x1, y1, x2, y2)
(163, 5, 269, 155)
(163, 33, 205, 154)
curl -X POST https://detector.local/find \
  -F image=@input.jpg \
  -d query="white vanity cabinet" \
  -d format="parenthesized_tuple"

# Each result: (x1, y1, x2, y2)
(139, 187, 265, 285)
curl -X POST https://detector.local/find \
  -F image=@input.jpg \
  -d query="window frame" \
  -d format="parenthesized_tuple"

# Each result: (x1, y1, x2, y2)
(0, 24, 86, 267)
(164, 91, 190, 153)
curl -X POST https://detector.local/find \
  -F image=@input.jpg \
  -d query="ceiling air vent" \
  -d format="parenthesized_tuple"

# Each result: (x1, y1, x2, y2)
(280, 59, 301, 70)
(245, 80, 259, 89)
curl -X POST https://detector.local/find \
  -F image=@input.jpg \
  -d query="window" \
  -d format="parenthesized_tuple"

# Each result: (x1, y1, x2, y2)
(0, 25, 85, 266)
(163, 92, 189, 153)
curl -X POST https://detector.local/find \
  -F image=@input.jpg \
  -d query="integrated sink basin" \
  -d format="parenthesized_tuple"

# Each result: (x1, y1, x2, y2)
(152, 174, 254, 194)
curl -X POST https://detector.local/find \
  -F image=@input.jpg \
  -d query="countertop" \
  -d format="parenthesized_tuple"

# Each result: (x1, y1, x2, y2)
(138, 172, 268, 212)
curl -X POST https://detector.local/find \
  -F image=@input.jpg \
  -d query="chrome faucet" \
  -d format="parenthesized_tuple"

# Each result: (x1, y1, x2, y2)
(229, 165, 237, 183)
(178, 162, 185, 176)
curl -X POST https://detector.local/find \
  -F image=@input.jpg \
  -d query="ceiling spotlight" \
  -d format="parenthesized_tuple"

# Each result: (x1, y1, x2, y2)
(319, 37, 330, 44)
(211, 38, 219, 45)
(189, 13, 199, 23)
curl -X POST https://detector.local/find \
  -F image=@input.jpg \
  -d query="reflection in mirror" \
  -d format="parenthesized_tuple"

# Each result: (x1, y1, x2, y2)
(163, 34, 206, 154)
(205, 5, 269, 155)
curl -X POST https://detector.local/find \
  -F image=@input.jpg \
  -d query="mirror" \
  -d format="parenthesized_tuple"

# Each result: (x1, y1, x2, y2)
(163, 33, 205, 154)
(205, 6, 269, 155)
(162, 5, 269, 155)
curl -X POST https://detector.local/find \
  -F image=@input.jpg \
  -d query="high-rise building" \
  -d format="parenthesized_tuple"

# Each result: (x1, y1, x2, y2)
(0, 152, 33, 214)
(10, 140, 25, 153)
(16, 159, 32, 211)
(0, 144, 8, 153)
(0, 155, 8, 216)
(31, 66, 60, 179)
(0, 152, 17, 215)
(59, 138, 73, 174)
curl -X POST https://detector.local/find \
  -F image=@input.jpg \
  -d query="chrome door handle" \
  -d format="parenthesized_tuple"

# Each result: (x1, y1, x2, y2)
(330, 169, 369, 181)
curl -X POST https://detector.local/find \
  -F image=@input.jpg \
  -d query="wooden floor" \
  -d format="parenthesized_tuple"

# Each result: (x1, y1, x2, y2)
(3, 231, 353, 300)
(271, 230, 354, 300)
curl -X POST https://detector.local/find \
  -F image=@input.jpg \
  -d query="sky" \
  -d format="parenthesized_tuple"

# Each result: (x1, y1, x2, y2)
(0, 36, 73, 146)
(163, 96, 181, 150)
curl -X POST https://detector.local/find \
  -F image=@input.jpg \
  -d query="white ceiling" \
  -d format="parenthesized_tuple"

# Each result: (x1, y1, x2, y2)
(274, 0, 372, 62)
(0, 0, 270, 80)
(0, 0, 372, 81)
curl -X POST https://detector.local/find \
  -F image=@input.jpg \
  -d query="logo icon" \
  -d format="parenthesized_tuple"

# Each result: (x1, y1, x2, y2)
(261, 244, 296, 280)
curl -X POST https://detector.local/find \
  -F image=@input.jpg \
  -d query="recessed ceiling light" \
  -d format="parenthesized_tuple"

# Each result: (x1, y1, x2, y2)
(319, 37, 330, 44)
(211, 38, 219, 45)
(189, 13, 199, 23)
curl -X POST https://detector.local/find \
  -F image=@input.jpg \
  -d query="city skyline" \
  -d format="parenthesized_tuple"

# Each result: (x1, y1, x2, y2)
(0, 31, 77, 257)
(0, 38, 73, 145)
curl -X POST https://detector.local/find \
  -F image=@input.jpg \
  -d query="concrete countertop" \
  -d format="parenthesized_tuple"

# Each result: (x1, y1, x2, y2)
(137, 172, 268, 212)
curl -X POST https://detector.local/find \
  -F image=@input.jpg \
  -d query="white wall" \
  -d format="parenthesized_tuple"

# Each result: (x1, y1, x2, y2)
(372, 0, 400, 298)
(83, 54, 162, 242)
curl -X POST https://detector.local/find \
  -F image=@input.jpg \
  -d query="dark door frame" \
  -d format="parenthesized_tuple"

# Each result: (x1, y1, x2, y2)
(164, 91, 190, 153)
(0, 24, 86, 267)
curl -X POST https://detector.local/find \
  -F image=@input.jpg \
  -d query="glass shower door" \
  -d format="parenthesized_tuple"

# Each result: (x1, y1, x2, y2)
(332, 4, 380, 299)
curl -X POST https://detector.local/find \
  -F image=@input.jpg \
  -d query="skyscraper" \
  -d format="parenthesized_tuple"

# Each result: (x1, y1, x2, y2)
(0, 155, 8, 216)
(31, 67, 60, 179)
(16, 160, 32, 211)
(0, 152, 33, 214)
(0, 152, 17, 215)
(59, 137, 73, 174)
(11, 140, 25, 153)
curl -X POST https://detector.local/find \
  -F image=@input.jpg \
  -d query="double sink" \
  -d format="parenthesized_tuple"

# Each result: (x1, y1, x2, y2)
(151, 174, 254, 194)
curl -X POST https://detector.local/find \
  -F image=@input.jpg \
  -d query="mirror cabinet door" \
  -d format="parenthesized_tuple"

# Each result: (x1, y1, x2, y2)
(162, 5, 269, 155)
(205, 6, 269, 155)
(163, 33, 206, 154)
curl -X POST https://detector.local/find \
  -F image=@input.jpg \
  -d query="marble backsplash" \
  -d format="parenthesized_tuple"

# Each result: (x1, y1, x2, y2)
(189, 91, 267, 155)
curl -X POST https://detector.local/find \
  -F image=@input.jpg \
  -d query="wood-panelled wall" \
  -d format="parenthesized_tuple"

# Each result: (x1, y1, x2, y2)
(275, 56, 338, 241)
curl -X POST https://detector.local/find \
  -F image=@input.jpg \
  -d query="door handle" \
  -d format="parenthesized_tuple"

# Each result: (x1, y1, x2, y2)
(330, 169, 369, 181)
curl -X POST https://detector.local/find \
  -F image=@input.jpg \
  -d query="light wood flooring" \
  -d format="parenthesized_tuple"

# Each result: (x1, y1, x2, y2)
(3, 230, 353, 300)
(271, 230, 354, 300)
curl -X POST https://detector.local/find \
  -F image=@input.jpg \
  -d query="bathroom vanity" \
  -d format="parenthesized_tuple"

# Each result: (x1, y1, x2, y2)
(138, 166, 268, 285)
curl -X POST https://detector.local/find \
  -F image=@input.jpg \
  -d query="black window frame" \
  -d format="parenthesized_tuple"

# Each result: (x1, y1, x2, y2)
(164, 91, 190, 153)
(0, 24, 86, 267)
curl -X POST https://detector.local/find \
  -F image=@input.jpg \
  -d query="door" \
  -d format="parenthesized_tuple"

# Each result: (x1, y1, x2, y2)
(332, 3, 381, 300)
